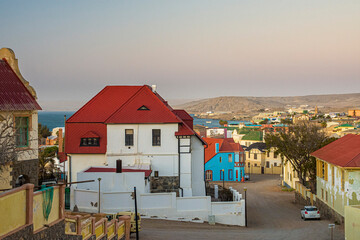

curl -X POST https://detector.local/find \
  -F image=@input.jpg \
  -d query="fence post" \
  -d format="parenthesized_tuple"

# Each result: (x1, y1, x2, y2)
(59, 184, 65, 219)
(118, 215, 131, 240)
(25, 184, 34, 225)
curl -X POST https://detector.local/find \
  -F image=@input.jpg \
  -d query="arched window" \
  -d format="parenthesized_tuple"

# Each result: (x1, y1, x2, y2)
(205, 170, 213, 181)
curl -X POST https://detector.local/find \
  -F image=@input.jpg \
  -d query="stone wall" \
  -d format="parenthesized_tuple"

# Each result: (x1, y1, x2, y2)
(2, 224, 33, 240)
(150, 176, 179, 194)
(295, 192, 344, 224)
(33, 220, 65, 240)
(10, 159, 39, 187)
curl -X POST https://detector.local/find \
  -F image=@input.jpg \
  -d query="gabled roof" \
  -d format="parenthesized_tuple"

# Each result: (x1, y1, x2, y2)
(0, 59, 41, 111)
(67, 86, 142, 123)
(311, 134, 360, 168)
(67, 85, 182, 124)
(242, 131, 263, 141)
(106, 86, 181, 124)
(204, 138, 244, 163)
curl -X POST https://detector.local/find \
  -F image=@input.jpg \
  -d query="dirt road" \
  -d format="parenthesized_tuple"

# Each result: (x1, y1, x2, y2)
(138, 175, 344, 240)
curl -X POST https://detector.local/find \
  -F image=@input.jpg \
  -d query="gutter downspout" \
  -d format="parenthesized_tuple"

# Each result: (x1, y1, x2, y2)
(178, 137, 183, 197)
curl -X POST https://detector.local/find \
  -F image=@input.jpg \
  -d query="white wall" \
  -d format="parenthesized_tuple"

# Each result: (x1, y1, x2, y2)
(106, 124, 179, 176)
(191, 136, 206, 196)
(73, 190, 245, 226)
(77, 171, 148, 193)
(69, 154, 106, 182)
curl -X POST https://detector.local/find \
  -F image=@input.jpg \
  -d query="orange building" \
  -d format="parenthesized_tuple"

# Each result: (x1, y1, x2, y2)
(348, 109, 360, 117)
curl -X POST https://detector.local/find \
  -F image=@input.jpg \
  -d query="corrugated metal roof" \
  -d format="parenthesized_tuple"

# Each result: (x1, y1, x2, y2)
(311, 134, 360, 167)
(0, 59, 41, 111)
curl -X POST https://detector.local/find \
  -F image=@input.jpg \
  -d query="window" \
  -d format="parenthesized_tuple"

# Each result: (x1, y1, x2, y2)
(138, 105, 149, 110)
(219, 157, 222, 163)
(274, 152, 278, 158)
(125, 129, 134, 146)
(80, 137, 100, 146)
(247, 162, 250, 168)
(228, 154, 232, 162)
(152, 129, 161, 146)
(274, 162, 277, 167)
(325, 191, 328, 202)
(266, 161, 270, 168)
(15, 117, 29, 147)
(205, 170, 213, 181)
(267, 151, 270, 158)
(228, 169, 233, 180)
(321, 189, 324, 200)
(254, 163, 257, 167)
(154, 171, 159, 178)
(219, 170, 225, 180)
(331, 166, 335, 186)
(254, 153, 257, 160)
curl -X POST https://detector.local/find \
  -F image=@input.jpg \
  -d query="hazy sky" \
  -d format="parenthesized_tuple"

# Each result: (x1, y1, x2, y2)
(1, 0, 359, 110)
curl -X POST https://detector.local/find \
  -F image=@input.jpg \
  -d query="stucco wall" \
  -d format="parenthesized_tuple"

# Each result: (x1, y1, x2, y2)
(345, 205, 360, 240)
(106, 124, 179, 176)
(69, 154, 106, 182)
(191, 136, 205, 196)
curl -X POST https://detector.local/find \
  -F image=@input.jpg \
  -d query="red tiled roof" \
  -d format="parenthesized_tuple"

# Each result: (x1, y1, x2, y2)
(67, 86, 143, 123)
(204, 138, 244, 163)
(81, 131, 100, 138)
(173, 110, 193, 129)
(311, 134, 360, 168)
(105, 86, 181, 124)
(0, 59, 41, 111)
(65, 123, 107, 154)
(84, 167, 152, 177)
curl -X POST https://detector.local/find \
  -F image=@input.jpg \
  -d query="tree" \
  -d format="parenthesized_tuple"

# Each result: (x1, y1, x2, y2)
(0, 116, 17, 175)
(321, 121, 327, 128)
(219, 120, 228, 126)
(38, 123, 51, 144)
(281, 119, 292, 124)
(265, 121, 332, 192)
(259, 118, 269, 124)
(38, 146, 58, 183)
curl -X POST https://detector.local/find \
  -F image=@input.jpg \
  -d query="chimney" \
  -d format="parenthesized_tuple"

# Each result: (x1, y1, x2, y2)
(58, 128, 63, 152)
(151, 85, 157, 92)
(116, 160, 122, 173)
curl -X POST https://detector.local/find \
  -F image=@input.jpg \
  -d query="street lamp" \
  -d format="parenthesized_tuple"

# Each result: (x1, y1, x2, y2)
(244, 187, 247, 227)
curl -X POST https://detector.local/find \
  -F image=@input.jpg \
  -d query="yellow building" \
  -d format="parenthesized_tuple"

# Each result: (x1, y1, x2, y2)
(0, 48, 41, 189)
(312, 134, 360, 223)
(348, 109, 360, 117)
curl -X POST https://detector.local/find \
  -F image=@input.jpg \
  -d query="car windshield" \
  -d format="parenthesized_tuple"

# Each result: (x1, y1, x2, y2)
(305, 207, 317, 211)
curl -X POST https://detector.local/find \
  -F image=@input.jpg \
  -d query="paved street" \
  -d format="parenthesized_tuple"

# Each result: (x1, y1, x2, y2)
(139, 175, 345, 240)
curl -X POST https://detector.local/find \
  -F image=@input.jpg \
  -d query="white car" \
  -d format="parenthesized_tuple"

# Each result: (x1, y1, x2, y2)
(301, 206, 320, 220)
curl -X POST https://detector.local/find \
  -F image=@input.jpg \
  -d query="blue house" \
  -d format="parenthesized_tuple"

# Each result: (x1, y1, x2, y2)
(204, 138, 245, 182)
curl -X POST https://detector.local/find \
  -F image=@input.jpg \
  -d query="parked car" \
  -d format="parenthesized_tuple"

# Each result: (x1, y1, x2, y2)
(301, 206, 320, 220)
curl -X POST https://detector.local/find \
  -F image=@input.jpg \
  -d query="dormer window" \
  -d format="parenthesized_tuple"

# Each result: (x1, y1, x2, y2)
(80, 137, 100, 146)
(138, 105, 149, 110)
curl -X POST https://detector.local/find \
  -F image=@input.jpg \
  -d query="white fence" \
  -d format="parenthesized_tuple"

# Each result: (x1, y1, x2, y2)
(73, 189, 245, 226)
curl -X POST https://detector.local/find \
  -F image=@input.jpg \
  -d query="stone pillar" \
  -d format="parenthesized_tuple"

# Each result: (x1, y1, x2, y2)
(25, 183, 34, 225)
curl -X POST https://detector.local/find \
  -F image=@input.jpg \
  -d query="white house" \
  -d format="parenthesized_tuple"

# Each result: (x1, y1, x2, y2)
(65, 85, 206, 197)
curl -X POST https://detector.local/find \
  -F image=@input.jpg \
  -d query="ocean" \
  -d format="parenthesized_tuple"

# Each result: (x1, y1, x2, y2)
(38, 111, 251, 131)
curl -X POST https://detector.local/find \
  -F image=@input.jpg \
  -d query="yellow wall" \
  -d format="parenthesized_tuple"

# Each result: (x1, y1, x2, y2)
(0, 164, 12, 190)
(0, 190, 27, 236)
(345, 205, 360, 240)
(33, 188, 60, 231)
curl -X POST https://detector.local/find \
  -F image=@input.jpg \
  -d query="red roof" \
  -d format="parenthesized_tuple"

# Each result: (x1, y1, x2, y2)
(65, 123, 107, 154)
(81, 131, 100, 138)
(0, 59, 41, 111)
(84, 167, 152, 177)
(105, 86, 181, 124)
(311, 134, 360, 168)
(67, 86, 142, 123)
(204, 138, 244, 163)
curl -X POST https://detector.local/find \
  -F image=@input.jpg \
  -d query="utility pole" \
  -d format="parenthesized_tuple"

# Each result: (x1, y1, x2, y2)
(98, 178, 101, 213)
(244, 187, 247, 227)
(134, 187, 139, 240)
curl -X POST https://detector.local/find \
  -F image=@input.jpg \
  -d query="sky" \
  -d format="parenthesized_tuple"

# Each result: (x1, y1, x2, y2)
(1, 0, 359, 111)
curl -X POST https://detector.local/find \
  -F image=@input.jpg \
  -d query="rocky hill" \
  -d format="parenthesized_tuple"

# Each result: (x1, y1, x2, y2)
(175, 93, 360, 118)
